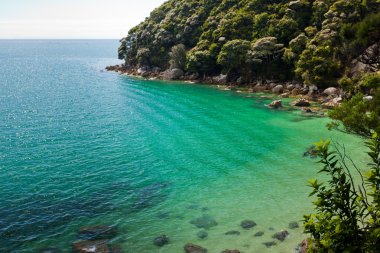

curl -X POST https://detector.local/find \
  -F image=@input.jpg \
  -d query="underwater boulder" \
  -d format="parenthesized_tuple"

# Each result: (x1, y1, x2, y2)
(225, 230, 240, 235)
(153, 235, 169, 247)
(196, 230, 208, 239)
(273, 230, 289, 241)
(72, 240, 110, 253)
(78, 225, 117, 240)
(240, 220, 257, 229)
(190, 215, 218, 229)
(184, 243, 207, 253)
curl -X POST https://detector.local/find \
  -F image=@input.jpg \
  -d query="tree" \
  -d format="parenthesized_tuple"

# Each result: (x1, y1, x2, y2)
(246, 37, 284, 77)
(136, 48, 151, 67)
(217, 39, 250, 74)
(328, 90, 380, 137)
(169, 44, 187, 69)
(304, 133, 380, 252)
(186, 49, 215, 75)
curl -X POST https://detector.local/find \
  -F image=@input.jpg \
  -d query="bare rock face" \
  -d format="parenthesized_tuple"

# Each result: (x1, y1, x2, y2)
(184, 243, 207, 253)
(350, 42, 380, 77)
(268, 100, 282, 109)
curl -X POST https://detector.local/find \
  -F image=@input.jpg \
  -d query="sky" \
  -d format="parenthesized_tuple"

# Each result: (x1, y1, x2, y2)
(0, 0, 166, 39)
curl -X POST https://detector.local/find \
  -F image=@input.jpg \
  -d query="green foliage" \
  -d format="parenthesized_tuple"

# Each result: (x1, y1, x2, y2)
(118, 0, 380, 87)
(329, 90, 380, 137)
(304, 134, 380, 252)
(169, 44, 187, 69)
(217, 39, 250, 74)
(186, 47, 215, 75)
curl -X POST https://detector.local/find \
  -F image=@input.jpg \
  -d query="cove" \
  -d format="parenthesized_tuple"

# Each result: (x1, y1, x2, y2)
(0, 40, 365, 252)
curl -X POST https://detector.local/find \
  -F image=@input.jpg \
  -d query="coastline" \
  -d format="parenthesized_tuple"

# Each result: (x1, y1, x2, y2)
(106, 64, 343, 115)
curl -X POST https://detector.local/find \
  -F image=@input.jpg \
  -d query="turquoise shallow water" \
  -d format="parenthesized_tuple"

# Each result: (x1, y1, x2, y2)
(0, 40, 366, 252)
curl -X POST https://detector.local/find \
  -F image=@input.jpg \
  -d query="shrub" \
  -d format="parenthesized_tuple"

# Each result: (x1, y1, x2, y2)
(304, 133, 380, 252)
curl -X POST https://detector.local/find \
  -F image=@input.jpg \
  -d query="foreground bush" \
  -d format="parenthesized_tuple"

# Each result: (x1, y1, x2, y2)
(304, 133, 380, 252)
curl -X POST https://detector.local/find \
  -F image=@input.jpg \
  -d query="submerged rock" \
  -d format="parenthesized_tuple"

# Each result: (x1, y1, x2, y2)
(273, 230, 289, 241)
(110, 245, 123, 253)
(131, 182, 170, 211)
(184, 243, 208, 253)
(268, 100, 282, 109)
(156, 212, 171, 219)
(263, 241, 277, 248)
(304, 146, 318, 159)
(187, 203, 200, 210)
(225, 230, 240, 235)
(197, 230, 208, 239)
(153, 235, 169, 247)
(221, 250, 240, 253)
(240, 220, 257, 229)
(72, 240, 110, 253)
(289, 221, 300, 229)
(38, 247, 61, 253)
(78, 225, 117, 240)
(190, 215, 218, 229)
(254, 231, 265, 237)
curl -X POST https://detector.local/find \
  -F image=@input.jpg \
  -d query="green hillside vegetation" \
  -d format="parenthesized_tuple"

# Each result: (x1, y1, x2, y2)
(118, 0, 380, 87)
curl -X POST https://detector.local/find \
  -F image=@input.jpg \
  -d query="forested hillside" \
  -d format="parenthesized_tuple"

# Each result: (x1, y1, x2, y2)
(118, 0, 380, 88)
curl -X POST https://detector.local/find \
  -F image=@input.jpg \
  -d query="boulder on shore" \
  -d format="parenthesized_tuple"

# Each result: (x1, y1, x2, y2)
(323, 87, 339, 97)
(162, 68, 184, 80)
(272, 85, 284, 93)
(321, 97, 342, 109)
(184, 243, 207, 253)
(292, 98, 311, 107)
(268, 100, 282, 109)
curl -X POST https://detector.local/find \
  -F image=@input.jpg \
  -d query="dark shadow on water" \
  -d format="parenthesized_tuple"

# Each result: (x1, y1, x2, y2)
(0, 181, 171, 252)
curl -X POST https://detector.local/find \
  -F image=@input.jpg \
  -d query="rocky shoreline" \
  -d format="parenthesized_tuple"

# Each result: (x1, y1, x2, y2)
(37, 218, 310, 253)
(106, 65, 343, 114)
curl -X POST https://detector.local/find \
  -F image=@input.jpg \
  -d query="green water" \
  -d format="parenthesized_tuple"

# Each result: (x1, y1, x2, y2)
(0, 40, 366, 252)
